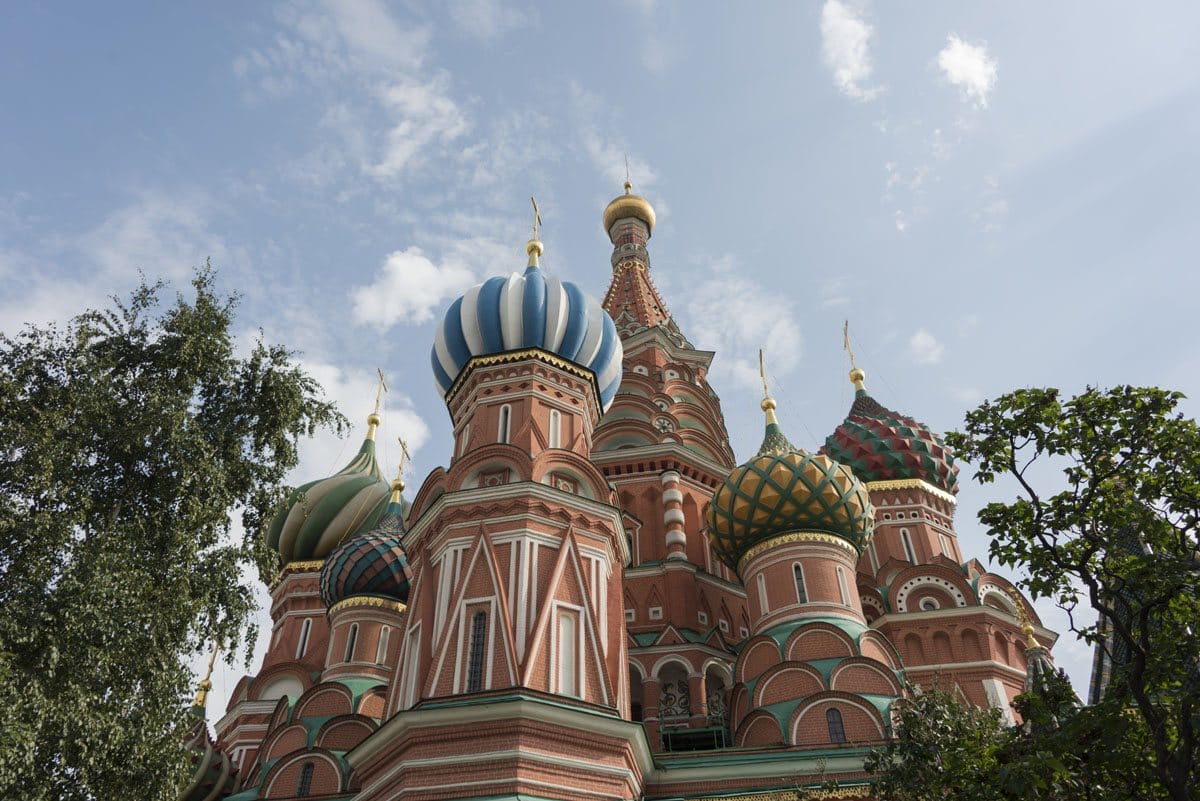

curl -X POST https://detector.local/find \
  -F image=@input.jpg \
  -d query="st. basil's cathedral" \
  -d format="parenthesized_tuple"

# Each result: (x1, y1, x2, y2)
(180, 183, 1059, 801)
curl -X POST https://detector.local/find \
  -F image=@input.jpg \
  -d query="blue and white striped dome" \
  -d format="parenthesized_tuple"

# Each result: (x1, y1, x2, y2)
(432, 261, 623, 411)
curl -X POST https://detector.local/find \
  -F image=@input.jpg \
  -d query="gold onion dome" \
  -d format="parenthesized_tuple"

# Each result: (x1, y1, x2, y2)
(706, 395, 874, 574)
(264, 413, 391, 565)
(602, 180, 656, 234)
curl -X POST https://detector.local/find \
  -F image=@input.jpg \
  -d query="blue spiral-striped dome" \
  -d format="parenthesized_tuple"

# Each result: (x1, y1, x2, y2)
(432, 261, 623, 411)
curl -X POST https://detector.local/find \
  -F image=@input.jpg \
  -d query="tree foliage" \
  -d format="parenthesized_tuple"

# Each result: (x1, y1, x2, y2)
(0, 268, 344, 801)
(943, 386, 1200, 801)
(868, 676, 1163, 800)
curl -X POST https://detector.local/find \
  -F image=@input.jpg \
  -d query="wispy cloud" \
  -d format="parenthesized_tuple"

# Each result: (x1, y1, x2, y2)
(681, 254, 803, 392)
(350, 246, 477, 330)
(234, 1, 467, 185)
(570, 82, 660, 193)
(820, 1, 881, 102)
(0, 191, 228, 334)
(937, 35, 998, 108)
(448, 0, 535, 42)
(908, 328, 944, 364)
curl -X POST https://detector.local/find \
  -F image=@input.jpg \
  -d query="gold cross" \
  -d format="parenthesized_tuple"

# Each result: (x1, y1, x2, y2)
(397, 437, 411, 478)
(843, 320, 858, 372)
(373, 368, 388, 416)
(624, 154, 632, 192)
(530, 196, 542, 241)
(758, 348, 770, 400)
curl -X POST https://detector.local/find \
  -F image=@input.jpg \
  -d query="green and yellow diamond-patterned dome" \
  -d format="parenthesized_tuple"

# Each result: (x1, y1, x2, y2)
(707, 397, 874, 573)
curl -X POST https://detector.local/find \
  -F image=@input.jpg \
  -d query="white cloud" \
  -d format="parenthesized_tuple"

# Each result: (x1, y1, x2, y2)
(370, 76, 469, 178)
(569, 82, 659, 192)
(820, 276, 853, 308)
(681, 255, 803, 392)
(937, 35, 998, 108)
(448, 0, 534, 42)
(350, 246, 477, 330)
(0, 192, 227, 334)
(908, 328, 944, 364)
(235, 1, 467, 184)
(820, 1, 881, 102)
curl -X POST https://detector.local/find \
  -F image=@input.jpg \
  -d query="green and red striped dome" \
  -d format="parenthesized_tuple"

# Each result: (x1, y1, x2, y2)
(822, 382, 958, 495)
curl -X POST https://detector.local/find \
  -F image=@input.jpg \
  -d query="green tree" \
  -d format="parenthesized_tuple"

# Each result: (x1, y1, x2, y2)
(0, 268, 345, 801)
(865, 683, 1008, 801)
(868, 676, 1162, 800)
(946, 386, 1200, 801)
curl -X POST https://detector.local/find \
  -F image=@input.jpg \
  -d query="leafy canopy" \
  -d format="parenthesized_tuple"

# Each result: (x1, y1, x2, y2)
(944, 386, 1200, 801)
(0, 268, 344, 801)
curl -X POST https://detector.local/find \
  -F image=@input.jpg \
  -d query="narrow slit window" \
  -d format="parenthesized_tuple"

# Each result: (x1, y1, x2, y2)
(548, 409, 561, 448)
(344, 623, 358, 663)
(376, 626, 390, 664)
(836, 566, 850, 605)
(827, 707, 847, 744)
(297, 762, 314, 796)
(295, 618, 312, 659)
(557, 610, 578, 696)
(794, 564, 808, 604)
(900, 528, 916, 563)
(497, 405, 511, 444)
(467, 611, 487, 692)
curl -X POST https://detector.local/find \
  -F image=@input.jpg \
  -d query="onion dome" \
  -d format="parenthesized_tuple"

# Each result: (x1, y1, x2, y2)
(707, 395, 874, 573)
(179, 648, 236, 801)
(821, 369, 959, 495)
(265, 414, 391, 565)
(320, 476, 413, 608)
(603, 180, 656, 234)
(432, 234, 624, 411)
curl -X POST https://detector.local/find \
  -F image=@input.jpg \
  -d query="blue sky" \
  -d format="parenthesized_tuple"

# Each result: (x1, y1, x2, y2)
(5, 1, 1200, 711)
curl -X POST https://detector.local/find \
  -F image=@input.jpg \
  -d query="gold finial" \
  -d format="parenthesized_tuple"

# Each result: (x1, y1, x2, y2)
(758, 349, 779, 424)
(1005, 587, 1040, 649)
(844, 320, 866, 391)
(624, 155, 633, 194)
(526, 196, 544, 267)
(367, 368, 387, 440)
(391, 437, 411, 499)
(193, 642, 219, 708)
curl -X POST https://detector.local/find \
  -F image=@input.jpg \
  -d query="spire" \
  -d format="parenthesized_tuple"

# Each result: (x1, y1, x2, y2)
(843, 320, 866, 393)
(527, 196, 544, 268)
(391, 437, 410, 502)
(192, 642, 218, 710)
(368, 368, 387, 440)
(601, 178, 672, 330)
(757, 349, 798, 456)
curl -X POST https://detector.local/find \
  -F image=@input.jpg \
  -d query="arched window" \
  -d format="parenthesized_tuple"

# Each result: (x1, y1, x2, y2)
(467, 611, 487, 692)
(826, 707, 847, 744)
(867, 542, 880, 573)
(794, 564, 808, 604)
(939, 532, 951, 557)
(376, 626, 390, 664)
(836, 566, 850, 605)
(900, 528, 917, 563)
(344, 623, 358, 663)
(497, 405, 511, 444)
(297, 761, 314, 796)
(757, 573, 769, 614)
(557, 610, 578, 696)
(295, 618, 312, 659)
(548, 409, 561, 448)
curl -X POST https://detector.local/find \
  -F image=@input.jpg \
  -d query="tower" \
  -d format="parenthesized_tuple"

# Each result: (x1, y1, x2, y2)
(347, 220, 648, 801)
(592, 182, 746, 751)
(823, 365, 1053, 718)
(707, 386, 902, 748)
